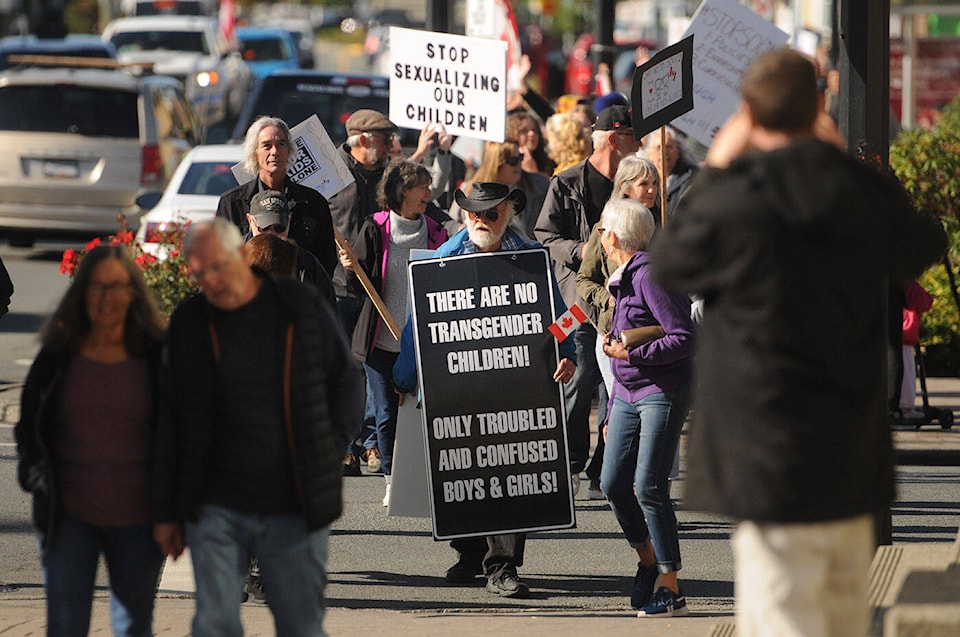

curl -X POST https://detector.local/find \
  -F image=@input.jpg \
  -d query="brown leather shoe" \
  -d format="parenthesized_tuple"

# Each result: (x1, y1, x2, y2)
(365, 448, 382, 473)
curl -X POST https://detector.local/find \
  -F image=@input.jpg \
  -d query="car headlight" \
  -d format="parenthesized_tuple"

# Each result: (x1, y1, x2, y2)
(196, 71, 220, 88)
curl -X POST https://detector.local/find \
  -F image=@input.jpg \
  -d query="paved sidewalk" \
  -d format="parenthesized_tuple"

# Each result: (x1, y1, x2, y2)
(1, 378, 957, 636)
(0, 596, 723, 637)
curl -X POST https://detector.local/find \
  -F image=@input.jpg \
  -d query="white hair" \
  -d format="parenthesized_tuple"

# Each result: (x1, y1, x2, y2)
(242, 116, 291, 176)
(183, 218, 243, 259)
(591, 129, 613, 152)
(599, 198, 655, 253)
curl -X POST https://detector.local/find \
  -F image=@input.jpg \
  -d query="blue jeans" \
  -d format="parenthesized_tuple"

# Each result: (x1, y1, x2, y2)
(600, 388, 690, 573)
(364, 347, 400, 475)
(187, 505, 330, 637)
(563, 322, 602, 473)
(41, 514, 163, 637)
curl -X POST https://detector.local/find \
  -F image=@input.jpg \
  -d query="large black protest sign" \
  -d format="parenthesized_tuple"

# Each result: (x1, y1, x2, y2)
(407, 249, 575, 539)
(630, 35, 695, 140)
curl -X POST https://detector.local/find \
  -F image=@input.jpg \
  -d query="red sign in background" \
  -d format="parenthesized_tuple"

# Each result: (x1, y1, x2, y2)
(890, 38, 960, 122)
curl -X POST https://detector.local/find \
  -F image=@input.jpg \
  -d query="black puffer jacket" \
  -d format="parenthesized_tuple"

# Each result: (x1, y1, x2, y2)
(16, 344, 162, 551)
(153, 274, 364, 530)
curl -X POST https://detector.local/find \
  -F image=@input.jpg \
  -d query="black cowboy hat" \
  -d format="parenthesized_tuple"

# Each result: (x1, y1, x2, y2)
(454, 182, 526, 213)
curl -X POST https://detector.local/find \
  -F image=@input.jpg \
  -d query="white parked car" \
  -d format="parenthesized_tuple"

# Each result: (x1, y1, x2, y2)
(102, 15, 253, 128)
(135, 143, 242, 253)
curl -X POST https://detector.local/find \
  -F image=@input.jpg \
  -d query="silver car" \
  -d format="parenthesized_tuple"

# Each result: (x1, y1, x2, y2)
(102, 15, 253, 128)
(0, 66, 199, 247)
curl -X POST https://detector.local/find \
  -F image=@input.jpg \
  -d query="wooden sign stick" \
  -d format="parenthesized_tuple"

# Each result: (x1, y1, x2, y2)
(331, 226, 402, 341)
(659, 126, 668, 228)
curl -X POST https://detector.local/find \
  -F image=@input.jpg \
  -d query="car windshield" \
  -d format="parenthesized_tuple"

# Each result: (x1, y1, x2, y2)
(111, 30, 209, 55)
(178, 161, 239, 195)
(241, 82, 390, 143)
(0, 85, 138, 136)
(240, 37, 289, 62)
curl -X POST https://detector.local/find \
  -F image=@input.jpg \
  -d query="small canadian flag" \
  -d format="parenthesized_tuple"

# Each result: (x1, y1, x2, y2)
(548, 304, 588, 342)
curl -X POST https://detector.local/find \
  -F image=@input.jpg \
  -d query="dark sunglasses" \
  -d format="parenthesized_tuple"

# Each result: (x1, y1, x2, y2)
(502, 152, 523, 167)
(468, 209, 501, 222)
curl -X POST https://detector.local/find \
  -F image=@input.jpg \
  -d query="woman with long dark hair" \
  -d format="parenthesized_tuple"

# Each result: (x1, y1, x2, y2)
(16, 244, 167, 636)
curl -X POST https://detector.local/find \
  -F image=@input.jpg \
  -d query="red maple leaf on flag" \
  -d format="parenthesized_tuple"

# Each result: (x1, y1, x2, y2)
(561, 317, 573, 329)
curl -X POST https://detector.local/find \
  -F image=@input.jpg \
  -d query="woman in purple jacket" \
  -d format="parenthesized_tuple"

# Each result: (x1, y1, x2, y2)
(597, 198, 695, 618)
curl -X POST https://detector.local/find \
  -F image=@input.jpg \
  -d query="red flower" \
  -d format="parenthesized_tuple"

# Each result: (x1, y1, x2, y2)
(168, 249, 179, 258)
(117, 231, 135, 245)
(84, 237, 102, 252)
(136, 253, 157, 267)
(59, 249, 77, 275)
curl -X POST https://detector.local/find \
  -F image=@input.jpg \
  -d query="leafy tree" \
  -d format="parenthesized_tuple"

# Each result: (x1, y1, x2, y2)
(890, 94, 960, 375)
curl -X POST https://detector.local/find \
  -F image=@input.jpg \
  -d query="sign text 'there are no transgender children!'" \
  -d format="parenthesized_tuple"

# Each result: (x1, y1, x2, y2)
(407, 250, 575, 539)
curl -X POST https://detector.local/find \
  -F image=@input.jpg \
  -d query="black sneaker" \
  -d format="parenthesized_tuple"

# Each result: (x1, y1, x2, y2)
(630, 561, 658, 609)
(342, 453, 361, 477)
(445, 559, 482, 584)
(637, 586, 688, 617)
(485, 571, 529, 598)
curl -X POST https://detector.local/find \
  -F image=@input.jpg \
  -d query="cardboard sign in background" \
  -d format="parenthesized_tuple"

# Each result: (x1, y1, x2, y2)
(631, 35, 695, 139)
(673, 0, 789, 146)
(231, 114, 354, 199)
(407, 250, 574, 539)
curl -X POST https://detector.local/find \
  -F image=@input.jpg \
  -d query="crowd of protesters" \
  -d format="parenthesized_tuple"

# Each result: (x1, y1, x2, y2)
(14, 47, 948, 637)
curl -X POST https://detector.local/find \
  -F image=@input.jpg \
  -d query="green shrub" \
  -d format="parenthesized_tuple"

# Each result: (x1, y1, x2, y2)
(890, 94, 960, 377)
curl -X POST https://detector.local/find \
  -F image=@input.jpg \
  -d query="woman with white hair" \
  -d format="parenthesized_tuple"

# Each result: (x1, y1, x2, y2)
(642, 126, 698, 220)
(597, 197, 695, 618)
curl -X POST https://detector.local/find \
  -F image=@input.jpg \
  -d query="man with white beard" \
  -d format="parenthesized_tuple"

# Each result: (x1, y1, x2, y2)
(393, 182, 577, 599)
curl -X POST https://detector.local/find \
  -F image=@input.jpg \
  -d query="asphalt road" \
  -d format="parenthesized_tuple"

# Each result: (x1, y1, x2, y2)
(2, 242, 958, 617)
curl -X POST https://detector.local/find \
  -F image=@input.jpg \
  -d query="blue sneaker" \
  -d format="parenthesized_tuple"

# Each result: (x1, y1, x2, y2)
(637, 586, 689, 617)
(630, 562, 658, 609)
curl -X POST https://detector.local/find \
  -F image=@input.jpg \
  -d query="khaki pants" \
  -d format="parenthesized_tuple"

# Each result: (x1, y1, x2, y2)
(733, 514, 873, 637)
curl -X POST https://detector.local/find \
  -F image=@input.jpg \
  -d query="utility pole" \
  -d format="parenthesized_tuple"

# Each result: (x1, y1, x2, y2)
(427, 0, 450, 34)
(835, 0, 891, 165)
(836, 0, 894, 548)
(594, 0, 616, 83)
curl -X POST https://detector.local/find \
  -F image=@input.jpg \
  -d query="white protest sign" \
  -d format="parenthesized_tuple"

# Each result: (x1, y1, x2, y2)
(231, 114, 354, 199)
(465, 0, 496, 38)
(673, 0, 788, 146)
(640, 52, 686, 118)
(389, 27, 507, 143)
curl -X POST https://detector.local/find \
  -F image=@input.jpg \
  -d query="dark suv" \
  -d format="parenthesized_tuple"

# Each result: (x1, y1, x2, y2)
(226, 70, 415, 147)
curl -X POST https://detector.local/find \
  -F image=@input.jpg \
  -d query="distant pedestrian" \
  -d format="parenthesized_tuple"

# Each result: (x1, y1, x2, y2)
(641, 126, 698, 220)
(393, 183, 577, 599)
(596, 198, 695, 617)
(536, 104, 642, 494)
(153, 219, 364, 636)
(339, 159, 448, 507)
(17, 245, 167, 636)
(244, 189, 336, 307)
(652, 48, 948, 636)
(900, 280, 935, 421)
(216, 115, 338, 276)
